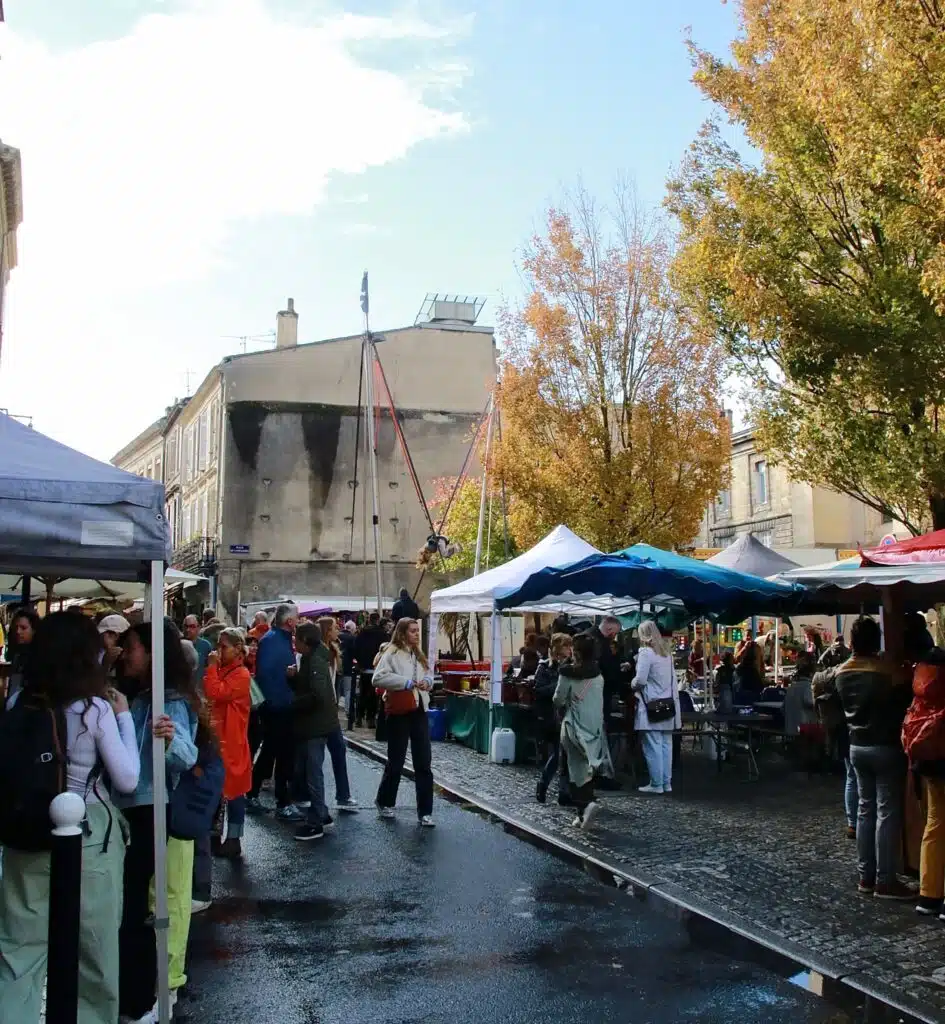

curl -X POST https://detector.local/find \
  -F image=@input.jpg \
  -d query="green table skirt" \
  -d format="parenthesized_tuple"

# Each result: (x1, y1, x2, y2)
(445, 693, 540, 761)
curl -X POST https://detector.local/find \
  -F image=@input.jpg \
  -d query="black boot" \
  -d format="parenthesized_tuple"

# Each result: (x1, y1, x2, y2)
(536, 781, 547, 804)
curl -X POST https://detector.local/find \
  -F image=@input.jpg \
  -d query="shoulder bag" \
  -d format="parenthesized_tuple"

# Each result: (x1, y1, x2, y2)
(383, 654, 422, 716)
(643, 657, 676, 723)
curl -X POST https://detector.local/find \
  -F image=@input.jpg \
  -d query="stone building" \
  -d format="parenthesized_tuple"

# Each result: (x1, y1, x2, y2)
(113, 297, 496, 619)
(0, 140, 23, 364)
(695, 426, 899, 556)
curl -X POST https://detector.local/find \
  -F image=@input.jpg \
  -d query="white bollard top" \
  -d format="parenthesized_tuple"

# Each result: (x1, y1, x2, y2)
(49, 792, 86, 836)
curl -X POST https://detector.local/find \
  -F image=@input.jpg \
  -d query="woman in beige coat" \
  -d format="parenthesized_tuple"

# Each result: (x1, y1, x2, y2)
(553, 633, 613, 829)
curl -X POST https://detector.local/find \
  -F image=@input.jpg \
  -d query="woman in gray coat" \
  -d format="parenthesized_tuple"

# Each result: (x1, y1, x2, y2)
(553, 633, 613, 829)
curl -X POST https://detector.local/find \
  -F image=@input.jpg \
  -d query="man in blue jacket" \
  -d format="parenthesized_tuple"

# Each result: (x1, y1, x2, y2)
(247, 603, 301, 818)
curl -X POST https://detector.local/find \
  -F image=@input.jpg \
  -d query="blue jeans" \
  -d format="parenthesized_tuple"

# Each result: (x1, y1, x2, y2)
(641, 730, 673, 790)
(227, 795, 246, 840)
(850, 744, 906, 886)
(302, 729, 351, 825)
(844, 757, 859, 829)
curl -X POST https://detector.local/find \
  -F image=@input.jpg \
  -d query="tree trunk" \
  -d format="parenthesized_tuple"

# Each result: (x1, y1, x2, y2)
(930, 492, 945, 532)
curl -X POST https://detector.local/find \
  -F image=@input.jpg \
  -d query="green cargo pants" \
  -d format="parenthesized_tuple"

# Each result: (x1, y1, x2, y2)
(0, 800, 125, 1024)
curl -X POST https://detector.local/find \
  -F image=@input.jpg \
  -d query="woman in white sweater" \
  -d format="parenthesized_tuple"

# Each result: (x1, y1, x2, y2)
(0, 612, 141, 1024)
(372, 618, 435, 826)
(632, 620, 682, 795)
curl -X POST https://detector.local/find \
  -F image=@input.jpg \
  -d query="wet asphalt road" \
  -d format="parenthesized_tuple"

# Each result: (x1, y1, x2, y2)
(178, 752, 835, 1024)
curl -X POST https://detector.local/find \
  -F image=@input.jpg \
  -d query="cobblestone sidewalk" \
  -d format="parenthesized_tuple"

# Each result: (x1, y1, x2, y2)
(347, 727, 945, 1023)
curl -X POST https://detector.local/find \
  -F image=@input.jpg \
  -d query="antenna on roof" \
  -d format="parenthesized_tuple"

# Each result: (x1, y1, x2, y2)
(222, 331, 276, 354)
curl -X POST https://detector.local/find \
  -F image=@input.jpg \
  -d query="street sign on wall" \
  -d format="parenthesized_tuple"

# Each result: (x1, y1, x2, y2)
(229, 544, 250, 555)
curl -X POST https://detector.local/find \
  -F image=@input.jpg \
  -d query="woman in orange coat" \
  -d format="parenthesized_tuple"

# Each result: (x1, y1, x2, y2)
(204, 627, 252, 859)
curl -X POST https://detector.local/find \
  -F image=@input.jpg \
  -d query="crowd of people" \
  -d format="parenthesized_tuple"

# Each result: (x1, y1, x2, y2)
(0, 600, 432, 1023)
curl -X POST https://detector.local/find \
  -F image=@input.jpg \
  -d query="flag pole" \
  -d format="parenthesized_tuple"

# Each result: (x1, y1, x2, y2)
(360, 271, 384, 616)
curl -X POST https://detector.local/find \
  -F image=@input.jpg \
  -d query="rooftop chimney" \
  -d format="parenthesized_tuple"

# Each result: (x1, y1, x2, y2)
(276, 297, 298, 349)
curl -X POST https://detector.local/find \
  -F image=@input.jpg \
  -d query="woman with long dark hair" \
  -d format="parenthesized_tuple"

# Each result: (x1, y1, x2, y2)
(373, 618, 435, 826)
(4, 606, 40, 707)
(114, 619, 201, 1023)
(0, 613, 140, 1023)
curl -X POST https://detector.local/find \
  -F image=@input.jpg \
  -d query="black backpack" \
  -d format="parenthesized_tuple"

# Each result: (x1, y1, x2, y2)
(0, 697, 68, 851)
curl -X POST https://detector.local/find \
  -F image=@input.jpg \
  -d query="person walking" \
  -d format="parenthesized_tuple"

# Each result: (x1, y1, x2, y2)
(354, 613, 387, 729)
(247, 603, 301, 819)
(633, 620, 681, 795)
(338, 619, 356, 714)
(373, 618, 435, 826)
(0, 613, 140, 1024)
(291, 622, 359, 841)
(901, 649, 945, 916)
(534, 632, 572, 804)
(203, 627, 252, 860)
(315, 617, 360, 814)
(554, 633, 611, 829)
(114, 620, 201, 1023)
(812, 616, 913, 900)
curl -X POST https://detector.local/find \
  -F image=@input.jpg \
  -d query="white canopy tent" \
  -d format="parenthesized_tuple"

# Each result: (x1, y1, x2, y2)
(430, 525, 601, 614)
(0, 415, 175, 1023)
(429, 525, 601, 701)
(0, 567, 205, 603)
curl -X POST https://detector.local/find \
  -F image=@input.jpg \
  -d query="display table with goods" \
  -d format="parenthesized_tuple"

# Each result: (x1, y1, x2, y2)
(443, 689, 541, 762)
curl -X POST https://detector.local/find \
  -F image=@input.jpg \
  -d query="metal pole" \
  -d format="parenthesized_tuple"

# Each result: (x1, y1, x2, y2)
(774, 617, 781, 686)
(362, 332, 384, 615)
(473, 394, 495, 577)
(148, 561, 171, 1024)
(46, 792, 85, 1024)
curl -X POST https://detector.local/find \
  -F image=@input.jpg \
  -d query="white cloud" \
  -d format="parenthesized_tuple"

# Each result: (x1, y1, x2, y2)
(0, 0, 470, 456)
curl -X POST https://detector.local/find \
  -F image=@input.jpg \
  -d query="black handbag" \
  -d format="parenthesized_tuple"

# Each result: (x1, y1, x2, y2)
(645, 697, 676, 723)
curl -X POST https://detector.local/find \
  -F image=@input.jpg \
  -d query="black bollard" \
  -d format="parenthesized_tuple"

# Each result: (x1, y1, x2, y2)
(46, 792, 85, 1024)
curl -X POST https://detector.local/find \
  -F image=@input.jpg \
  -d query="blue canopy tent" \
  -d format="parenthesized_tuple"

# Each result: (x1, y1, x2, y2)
(495, 544, 806, 620)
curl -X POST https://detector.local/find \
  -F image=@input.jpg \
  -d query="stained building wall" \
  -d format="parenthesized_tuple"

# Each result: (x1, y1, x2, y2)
(216, 323, 495, 619)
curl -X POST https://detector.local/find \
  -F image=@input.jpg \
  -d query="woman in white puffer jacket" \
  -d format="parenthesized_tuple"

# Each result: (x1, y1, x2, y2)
(372, 618, 435, 826)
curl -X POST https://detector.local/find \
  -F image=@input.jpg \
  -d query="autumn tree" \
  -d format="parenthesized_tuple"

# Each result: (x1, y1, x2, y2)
(491, 185, 730, 553)
(668, 0, 945, 534)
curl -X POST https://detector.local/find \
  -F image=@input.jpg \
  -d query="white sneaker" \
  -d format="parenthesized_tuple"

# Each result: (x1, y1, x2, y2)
(419, 815, 436, 827)
(191, 898, 212, 914)
(663, 784, 672, 794)
(337, 797, 360, 813)
(570, 814, 583, 828)
(132, 990, 177, 1023)
(638, 784, 664, 794)
(376, 803, 395, 819)
(581, 801, 601, 829)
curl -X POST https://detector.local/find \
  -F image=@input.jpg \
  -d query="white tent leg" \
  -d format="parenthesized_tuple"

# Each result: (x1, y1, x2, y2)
(427, 613, 439, 671)
(774, 617, 781, 686)
(147, 561, 171, 1024)
(490, 606, 503, 705)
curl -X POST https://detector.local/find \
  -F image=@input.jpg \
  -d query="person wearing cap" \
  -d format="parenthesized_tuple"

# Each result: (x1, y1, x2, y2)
(98, 614, 130, 681)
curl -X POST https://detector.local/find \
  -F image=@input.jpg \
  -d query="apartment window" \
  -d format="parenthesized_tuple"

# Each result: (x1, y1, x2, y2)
(154, 454, 162, 482)
(715, 489, 731, 520)
(182, 502, 192, 541)
(207, 483, 218, 538)
(209, 399, 220, 459)
(182, 425, 193, 483)
(166, 430, 179, 477)
(754, 459, 768, 505)
(197, 409, 209, 473)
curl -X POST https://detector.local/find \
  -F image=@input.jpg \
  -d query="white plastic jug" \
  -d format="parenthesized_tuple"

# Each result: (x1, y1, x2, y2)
(490, 727, 516, 765)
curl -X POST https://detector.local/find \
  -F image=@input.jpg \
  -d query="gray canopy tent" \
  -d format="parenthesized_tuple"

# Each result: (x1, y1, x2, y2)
(707, 534, 800, 683)
(0, 414, 175, 1023)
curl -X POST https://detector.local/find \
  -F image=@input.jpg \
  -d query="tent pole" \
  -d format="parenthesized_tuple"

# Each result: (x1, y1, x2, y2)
(362, 329, 384, 615)
(774, 617, 781, 687)
(472, 396, 495, 662)
(148, 561, 171, 1024)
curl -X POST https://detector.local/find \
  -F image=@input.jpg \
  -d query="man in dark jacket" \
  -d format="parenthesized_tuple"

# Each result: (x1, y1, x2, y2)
(391, 587, 421, 623)
(812, 616, 913, 900)
(354, 613, 387, 728)
(248, 603, 300, 817)
(291, 622, 358, 841)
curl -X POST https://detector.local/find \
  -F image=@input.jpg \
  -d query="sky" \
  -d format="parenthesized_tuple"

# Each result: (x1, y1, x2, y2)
(0, 0, 740, 461)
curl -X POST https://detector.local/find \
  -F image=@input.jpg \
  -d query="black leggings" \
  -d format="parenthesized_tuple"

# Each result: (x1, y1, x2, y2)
(118, 805, 159, 1019)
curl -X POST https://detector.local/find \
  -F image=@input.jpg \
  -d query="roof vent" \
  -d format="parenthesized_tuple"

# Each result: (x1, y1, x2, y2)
(415, 293, 486, 326)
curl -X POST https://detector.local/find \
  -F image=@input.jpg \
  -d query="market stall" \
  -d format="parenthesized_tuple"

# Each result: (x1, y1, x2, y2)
(429, 525, 601, 751)
(0, 414, 175, 1022)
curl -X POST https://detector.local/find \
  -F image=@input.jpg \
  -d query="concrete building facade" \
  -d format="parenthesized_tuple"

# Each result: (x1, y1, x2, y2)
(695, 427, 898, 556)
(113, 298, 496, 620)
